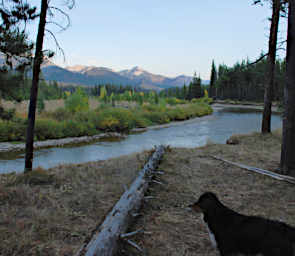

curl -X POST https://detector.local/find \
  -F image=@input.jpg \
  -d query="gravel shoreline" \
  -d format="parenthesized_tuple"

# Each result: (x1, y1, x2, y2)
(0, 132, 126, 153)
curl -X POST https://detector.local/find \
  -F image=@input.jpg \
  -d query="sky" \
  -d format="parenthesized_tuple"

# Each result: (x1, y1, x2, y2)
(28, 0, 287, 79)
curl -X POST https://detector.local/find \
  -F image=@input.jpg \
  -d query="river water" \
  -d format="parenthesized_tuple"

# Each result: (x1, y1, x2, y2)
(0, 106, 282, 173)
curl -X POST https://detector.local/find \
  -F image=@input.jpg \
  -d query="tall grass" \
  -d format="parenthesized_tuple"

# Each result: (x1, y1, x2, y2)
(0, 102, 213, 142)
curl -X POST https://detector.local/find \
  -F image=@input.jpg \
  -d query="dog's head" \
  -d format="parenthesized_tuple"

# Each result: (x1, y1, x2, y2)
(188, 192, 220, 214)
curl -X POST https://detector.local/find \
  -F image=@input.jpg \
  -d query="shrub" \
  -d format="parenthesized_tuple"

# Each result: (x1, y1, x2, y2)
(94, 108, 137, 132)
(167, 108, 188, 121)
(65, 88, 89, 113)
(34, 119, 63, 140)
(191, 96, 213, 105)
(142, 104, 165, 113)
(0, 121, 26, 142)
(62, 120, 87, 137)
(97, 116, 121, 132)
(143, 111, 170, 124)
(47, 108, 72, 122)
(134, 117, 152, 128)
(0, 107, 16, 122)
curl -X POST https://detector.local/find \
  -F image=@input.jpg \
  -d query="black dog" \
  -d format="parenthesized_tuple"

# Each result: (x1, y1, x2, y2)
(189, 192, 295, 256)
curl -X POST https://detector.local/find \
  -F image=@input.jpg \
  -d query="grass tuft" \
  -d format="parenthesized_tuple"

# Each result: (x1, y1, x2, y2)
(8, 167, 55, 186)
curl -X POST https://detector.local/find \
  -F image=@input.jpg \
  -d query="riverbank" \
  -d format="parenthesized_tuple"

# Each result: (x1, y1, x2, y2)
(0, 132, 125, 153)
(0, 102, 275, 154)
(0, 130, 294, 255)
(0, 102, 212, 150)
(213, 102, 282, 114)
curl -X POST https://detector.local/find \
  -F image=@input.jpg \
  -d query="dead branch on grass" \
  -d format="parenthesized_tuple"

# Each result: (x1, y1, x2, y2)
(211, 155, 295, 185)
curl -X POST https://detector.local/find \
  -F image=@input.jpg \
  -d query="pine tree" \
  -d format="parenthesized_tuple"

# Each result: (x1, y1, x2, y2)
(209, 60, 217, 98)
(182, 83, 187, 99)
(191, 72, 203, 99)
(0, 1, 38, 101)
(0, 0, 38, 70)
(187, 82, 193, 100)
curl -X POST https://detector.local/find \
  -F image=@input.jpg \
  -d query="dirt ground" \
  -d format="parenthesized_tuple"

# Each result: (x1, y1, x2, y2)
(119, 131, 295, 256)
(0, 131, 294, 256)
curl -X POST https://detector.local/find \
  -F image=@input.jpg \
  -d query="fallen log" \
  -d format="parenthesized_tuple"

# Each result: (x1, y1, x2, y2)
(81, 145, 165, 256)
(211, 155, 295, 185)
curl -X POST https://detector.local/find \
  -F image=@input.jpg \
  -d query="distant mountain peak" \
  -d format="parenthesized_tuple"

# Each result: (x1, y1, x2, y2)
(131, 66, 144, 71)
(66, 65, 114, 74)
(66, 65, 88, 72)
(130, 66, 146, 76)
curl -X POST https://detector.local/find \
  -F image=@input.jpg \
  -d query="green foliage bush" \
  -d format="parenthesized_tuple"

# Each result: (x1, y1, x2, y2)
(166, 97, 186, 106)
(142, 104, 165, 113)
(65, 88, 89, 113)
(34, 119, 63, 140)
(62, 120, 87, 137)
(0, 121, 26, 142)
(134, 117, 152, 128)
(143, 111, 170, 124)
(167, 108, 188, 121)
(94, 108, 137, 132)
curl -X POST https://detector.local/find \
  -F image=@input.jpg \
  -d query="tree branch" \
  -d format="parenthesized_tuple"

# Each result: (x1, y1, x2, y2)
(247, 53, 269, 66)
(45, 28, 65, 61)
(46, 20, 67, 32)
(48, 6, 71, 30)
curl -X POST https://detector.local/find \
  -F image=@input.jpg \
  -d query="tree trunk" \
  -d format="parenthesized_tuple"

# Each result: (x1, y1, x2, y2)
(280, 0, 295, 176)
(261, 0, 280, 133)
(79, 146, 165, 256)
(24, 0, 48, 172)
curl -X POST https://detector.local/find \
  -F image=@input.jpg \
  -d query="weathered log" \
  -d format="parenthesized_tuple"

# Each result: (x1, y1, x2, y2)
(81, 145, 165, 256)
(211, 155, 295, 185)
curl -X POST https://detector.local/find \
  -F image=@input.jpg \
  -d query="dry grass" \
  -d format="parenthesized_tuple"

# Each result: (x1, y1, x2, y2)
(1, 131, 294, 256)
(1, 99, 65, 115)
(44, 99, 65, 112)
(0, 151, 150, 256)
(121, 131, 295, 256)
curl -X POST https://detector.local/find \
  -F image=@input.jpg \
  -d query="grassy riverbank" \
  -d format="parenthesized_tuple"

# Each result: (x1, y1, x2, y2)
(1, 130, 294, 255)
(0, 102, 212, 142)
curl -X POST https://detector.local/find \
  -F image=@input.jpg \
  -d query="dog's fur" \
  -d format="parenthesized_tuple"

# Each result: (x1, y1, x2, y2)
(189, 192, 295, 256)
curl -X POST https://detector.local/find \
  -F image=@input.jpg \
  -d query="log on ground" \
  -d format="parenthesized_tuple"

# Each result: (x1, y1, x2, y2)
(81, 145, 165, 256)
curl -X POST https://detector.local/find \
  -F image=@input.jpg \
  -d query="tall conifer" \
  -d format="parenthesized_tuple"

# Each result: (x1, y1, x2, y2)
(209, 60, 217, 98)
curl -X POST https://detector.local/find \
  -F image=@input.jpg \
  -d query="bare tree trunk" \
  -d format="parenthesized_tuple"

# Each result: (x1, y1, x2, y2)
(280, 0, 295, 177)
(261, 0, 280, 133)
(24, 0, 48, 172)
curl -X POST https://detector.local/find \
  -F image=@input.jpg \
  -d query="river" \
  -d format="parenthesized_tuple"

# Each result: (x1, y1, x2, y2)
(0, 106, 282, 173)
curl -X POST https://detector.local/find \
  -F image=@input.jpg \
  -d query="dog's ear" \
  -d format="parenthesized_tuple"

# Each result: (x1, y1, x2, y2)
(188, 203, 203, 213)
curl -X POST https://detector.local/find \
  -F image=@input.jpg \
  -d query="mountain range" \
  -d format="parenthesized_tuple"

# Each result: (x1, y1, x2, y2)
(0, 55, 209, 90)
(41, 63, 209, 90)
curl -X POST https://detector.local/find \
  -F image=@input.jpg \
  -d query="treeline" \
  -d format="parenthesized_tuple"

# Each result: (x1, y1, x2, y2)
(159, 73, 205, 100)
(0, 72, 66, 101)
(208, 57, 285, 102)
(89, 84, 142, 96)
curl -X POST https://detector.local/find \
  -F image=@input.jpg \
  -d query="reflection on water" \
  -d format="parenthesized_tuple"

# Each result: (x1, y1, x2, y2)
(0, 108, 282, 173)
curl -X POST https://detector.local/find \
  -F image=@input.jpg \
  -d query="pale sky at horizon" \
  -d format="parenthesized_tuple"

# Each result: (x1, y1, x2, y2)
(28, 0, 287, 80)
